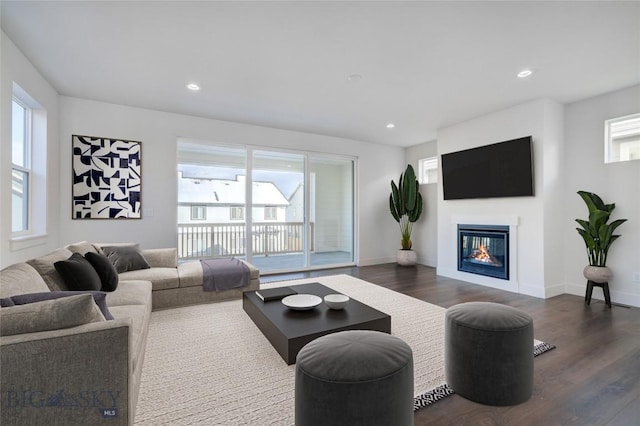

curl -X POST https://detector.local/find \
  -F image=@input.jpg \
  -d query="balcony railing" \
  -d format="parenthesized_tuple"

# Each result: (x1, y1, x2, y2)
(177, 222, 314, 261)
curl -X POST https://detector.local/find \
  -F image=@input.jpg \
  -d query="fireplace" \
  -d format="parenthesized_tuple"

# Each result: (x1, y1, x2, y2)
(458, 225, 509, 280)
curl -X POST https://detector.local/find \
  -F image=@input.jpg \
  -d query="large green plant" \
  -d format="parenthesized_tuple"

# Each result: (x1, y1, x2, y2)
(389, 164, 424, 250)
(575, 191, 627, 267)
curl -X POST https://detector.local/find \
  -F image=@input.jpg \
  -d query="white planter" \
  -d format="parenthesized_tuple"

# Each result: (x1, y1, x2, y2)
(397, 249, 417, 266)
(583, 265, 613, 283)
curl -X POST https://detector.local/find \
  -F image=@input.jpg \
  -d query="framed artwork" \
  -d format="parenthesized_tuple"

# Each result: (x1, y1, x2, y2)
(72, 134, 141, 219)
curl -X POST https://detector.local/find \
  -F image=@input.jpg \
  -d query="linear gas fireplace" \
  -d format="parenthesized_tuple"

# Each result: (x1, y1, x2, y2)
(458, 225, 509, 280)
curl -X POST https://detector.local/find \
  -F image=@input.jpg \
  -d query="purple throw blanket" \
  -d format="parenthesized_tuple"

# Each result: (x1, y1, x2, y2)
(200, 258, 251, 292)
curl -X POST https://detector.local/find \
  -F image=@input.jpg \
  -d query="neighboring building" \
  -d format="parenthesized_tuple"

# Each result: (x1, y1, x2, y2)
(177, 174, 295, 257)
(178, 174, 289, 224)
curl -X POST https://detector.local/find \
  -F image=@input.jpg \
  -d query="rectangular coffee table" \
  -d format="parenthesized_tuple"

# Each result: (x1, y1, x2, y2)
(243, 282, 391, 364)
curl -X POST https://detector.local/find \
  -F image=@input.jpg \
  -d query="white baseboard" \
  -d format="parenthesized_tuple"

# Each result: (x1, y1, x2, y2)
(357, 256, 396, 267)
(565, 282, 640, 308)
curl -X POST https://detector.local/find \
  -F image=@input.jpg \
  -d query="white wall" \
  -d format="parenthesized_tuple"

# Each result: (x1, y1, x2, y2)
(436, 99, 565, 298)
(563, 85, 640, 307)
(56, 97, 404, 266)
(405, 140, 438, 267)
(0, 33, 61, 267)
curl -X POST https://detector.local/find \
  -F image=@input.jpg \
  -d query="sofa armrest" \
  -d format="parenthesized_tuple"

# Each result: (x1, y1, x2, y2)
(1, 319, 132, 425)
(141, 248, 177, 268)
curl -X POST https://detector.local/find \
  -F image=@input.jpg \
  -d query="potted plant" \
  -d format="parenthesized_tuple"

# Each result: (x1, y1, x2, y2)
(389, 164, 424, 266)
(575, 190, 627, 283)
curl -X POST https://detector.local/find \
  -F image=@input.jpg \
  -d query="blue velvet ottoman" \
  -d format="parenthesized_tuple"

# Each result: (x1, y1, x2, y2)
(295, 330, 414, 426)
(445, 302, 534, 406)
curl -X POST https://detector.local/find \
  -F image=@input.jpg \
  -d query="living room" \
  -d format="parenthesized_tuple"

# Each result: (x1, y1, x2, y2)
(1, 1, 639, 425)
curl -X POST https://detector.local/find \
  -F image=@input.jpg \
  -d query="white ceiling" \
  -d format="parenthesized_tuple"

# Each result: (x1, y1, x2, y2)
(2, 1, 639, 147)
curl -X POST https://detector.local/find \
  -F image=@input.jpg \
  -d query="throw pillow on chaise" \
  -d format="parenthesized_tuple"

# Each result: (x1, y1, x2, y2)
(100, 245, 151, 274)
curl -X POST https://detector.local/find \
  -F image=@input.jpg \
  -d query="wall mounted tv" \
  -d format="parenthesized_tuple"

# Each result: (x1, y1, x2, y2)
(441, 136, 534, 200)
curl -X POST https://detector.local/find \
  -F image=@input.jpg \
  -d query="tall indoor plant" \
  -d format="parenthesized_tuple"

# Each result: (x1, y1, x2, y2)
(575, 190, 627, 282)
(389, 164, 423, 265)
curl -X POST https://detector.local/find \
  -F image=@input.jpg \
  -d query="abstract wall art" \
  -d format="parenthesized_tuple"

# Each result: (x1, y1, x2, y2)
(72, 134, 142, 219)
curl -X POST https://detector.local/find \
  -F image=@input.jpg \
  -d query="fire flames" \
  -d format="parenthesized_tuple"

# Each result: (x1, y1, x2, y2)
(470, 244, 495, 264)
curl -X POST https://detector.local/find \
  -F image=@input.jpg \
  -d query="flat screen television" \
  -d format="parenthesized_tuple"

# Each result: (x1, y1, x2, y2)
(441, 136, 534, 200)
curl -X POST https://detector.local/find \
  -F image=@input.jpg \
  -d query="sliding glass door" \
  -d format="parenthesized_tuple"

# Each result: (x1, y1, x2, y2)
(251, 150, 306, 271)
(308, 156, 354, 267)
(177, 140, 355, 273)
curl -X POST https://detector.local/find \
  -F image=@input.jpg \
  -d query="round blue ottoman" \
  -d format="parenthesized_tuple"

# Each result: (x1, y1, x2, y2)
(295, 330, 414, 426)
(445, 302, 534, 406)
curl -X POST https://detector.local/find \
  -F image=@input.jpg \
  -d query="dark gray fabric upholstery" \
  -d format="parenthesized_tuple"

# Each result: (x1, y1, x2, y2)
(445, 301, 534, 406)
(295, 330, 414, 426)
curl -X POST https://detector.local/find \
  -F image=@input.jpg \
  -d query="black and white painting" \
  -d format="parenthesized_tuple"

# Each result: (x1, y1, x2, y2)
(72, 134, 141, 219)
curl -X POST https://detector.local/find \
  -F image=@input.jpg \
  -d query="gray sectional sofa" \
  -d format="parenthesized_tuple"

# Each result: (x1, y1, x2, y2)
(0, 241, 260, 425)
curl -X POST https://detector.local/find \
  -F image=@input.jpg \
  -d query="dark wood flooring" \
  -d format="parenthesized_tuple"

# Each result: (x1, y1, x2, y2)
(263, 264, 640, 426)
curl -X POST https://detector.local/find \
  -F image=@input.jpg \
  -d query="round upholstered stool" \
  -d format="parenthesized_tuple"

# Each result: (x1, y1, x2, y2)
(295, 330, 414, 426)
(445, 302, 534, 406)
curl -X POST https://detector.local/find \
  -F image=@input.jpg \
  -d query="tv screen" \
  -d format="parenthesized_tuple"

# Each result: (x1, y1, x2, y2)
(441, 136, 534, 200)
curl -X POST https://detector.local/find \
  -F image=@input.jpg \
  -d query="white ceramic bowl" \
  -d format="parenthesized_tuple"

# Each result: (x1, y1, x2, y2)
(324, 294, 350, 310)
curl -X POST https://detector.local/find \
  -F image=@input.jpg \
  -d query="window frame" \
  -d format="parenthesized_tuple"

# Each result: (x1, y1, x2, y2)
(264, 206, 277, 220)
(230, 206, 244, 220)
(418, 156, 438, 184)
(190, 205, 207, 220)
(605, 113, 640, 164)
(11, 96, 32, 235)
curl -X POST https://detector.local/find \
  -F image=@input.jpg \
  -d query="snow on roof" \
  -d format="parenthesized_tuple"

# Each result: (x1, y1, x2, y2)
(178, 177, 289, 206)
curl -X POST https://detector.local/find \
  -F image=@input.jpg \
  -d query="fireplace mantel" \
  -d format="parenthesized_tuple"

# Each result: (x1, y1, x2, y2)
(450, 215, 519, 227)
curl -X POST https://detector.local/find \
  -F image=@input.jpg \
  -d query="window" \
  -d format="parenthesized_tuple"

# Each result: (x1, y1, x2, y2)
(10, 84, 47, 245)
(12, 97, 31, 233)
(418, 156, 438, 184)
(605, 113, 640, 163)
(230, 206, 244, 220)
(264, 206, 277, 220)
(191, 205, 206, 220)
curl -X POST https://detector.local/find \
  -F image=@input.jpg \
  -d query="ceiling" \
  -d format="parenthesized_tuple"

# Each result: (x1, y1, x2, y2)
(2, 1, 639, 147)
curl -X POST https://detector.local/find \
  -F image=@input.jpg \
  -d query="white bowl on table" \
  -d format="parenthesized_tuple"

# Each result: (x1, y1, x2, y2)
(324, 294, 350, 310)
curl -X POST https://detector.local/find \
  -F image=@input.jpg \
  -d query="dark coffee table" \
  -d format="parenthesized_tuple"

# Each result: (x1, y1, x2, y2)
(242, 282, 391, 364)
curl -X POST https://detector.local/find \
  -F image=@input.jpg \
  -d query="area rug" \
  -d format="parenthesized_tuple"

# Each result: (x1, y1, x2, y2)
(134, 275, 554, 425)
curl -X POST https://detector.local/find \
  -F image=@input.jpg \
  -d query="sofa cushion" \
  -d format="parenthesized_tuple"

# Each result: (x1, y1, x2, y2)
(0, 294, 106, 336)
(101, 245, 151, 273)
(106, 280, 153, 307)
(120, 268, 179, 291)
(54, 253, 102, 291)
(3, 291, 114, 320)
(85, 252, 119, 291)
(26, 248, 73, 291)
(65, 240, 100, 255)
(0, 262, 49, 298)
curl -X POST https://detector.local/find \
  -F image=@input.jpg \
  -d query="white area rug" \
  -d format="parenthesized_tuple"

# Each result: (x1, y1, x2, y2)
(135, 275, 447, 425)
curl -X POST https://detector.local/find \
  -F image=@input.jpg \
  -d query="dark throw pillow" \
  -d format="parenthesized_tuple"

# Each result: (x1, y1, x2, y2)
(85, 252, 119, 292)
(3, 291, 114, 320)
(54, 253, 102, 291)
(100, 245, 151, 274)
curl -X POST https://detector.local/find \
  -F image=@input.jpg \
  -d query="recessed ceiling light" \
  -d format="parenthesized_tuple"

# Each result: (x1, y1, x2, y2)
(347, 74, 362, 82)
(517, 70, 533, 78)
(386, 123, 395, 129)
(186, 83, 201, 91)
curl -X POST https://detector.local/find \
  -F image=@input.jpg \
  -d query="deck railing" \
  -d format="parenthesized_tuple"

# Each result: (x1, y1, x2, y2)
(177, 222, 313, 260)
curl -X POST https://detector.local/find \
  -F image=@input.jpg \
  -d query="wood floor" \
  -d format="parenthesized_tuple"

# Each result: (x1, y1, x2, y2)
(264, 264, 640, 426)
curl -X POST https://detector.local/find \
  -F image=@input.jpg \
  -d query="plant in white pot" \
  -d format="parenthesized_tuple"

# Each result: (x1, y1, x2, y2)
(575, 191, 627, 283)
(389, 164, 424, 266)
